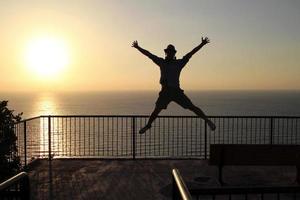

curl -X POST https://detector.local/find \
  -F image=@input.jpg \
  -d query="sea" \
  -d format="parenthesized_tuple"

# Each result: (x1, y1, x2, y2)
(1, 90, 300, 118)
(2, 90, 300, 159)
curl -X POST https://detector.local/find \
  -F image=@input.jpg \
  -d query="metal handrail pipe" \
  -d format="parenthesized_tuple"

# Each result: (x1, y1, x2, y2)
(0, 172, 28, 190)
(172, 168, 192, 200)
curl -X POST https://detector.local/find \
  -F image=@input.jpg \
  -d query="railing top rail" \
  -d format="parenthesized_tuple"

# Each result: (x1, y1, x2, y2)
(172, 168, 192, 200)
(0, 172, 28, 190)
(14, 114, 300, 125)
(38, 115, 300, 118)
(190, 185, 300, 195)
(16, 114, 300, 124)
(16, 116, 41, 124)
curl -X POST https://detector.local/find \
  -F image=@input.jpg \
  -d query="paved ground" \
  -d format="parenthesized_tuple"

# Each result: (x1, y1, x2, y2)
(28, 159, 298, 200)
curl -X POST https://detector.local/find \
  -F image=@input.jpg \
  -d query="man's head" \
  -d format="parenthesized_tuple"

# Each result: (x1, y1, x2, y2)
(164, 44, 177, 59)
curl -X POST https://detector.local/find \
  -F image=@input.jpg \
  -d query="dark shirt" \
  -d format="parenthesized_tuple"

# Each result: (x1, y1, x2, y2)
(148, 55, 190, 88)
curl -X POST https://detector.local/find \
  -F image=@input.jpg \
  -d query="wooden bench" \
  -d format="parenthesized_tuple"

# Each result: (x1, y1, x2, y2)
(209, 144, 300, 185)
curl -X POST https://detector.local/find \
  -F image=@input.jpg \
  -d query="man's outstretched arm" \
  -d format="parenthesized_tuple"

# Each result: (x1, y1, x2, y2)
(132, 41, 160, 64)
(183, 37, 210, 60)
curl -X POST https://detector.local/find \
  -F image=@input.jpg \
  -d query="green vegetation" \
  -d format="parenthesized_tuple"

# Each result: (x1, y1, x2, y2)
(0, 101, 22, 182)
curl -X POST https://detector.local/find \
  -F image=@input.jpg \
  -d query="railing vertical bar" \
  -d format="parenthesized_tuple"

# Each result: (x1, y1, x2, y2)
(222, 117, 225, 144)
(149, 119, 152, 157)
(296, 119, 299, 144)
(97, 117, 100, 156)
(204, 121, 207, 160)
(194, 118, 197, 156)
(72, 117, 74, 156)
(64, 118, 67, 157)
(76, 117, 79, 156)
(106, 117, 108, 157)
(116, 117, 119, 157)
(250, 118, 253, 144)
(157, 118, 159, 157)
(274, 119, 280, 143)
(218, 118, 221, 144)
(80, 118, 82, 156)
(181, 118, 183, 157)
(234, 117, 237, 144)
(132, 117, 136, 159)
(161, 117, 163, 156)
(286, 118, 289, 144)
(111, 117, 114, 156)
(102, 117, 104, 156)
(189, 118, 192, 156)
(245, 118, 248, 144)
(57, 117, 60, 157)
(125, 117, 128, 157)
(270, 117, 273, 145)
(93, 117, 95, 156)
(185, 118, 187, 156)
(283, 118, 285, 144)
(259, 118, 262, 144)
(167, 117, 170, 157)
(69, 117, 72, 157)
(264, 118, 267, 144)
(229, 118, 232, 144)
(23, 121, 27, 167)
(121, 117, 123, 157)
(62, 117, 65, 156)
(212, 118, 215, 145)
(174, 119, 177, 157)
(88, 117, 91, 156)
(48, 116, 51, 161)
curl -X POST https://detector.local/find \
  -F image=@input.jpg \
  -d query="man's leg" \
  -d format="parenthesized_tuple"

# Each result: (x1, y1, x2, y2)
(188, 104, 216, 131)
(139, 107, 163, 134)
(139, 88, 170, 134)
(174, 90, 216, 131)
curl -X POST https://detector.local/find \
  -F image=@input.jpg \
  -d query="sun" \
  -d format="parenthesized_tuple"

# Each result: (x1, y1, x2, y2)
(25, 36, 70, 79)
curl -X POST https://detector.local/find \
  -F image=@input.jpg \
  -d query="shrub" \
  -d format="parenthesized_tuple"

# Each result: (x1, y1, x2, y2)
(0, 101, 22, 182)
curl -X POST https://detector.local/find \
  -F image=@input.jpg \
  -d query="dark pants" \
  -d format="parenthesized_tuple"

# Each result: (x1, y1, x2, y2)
(155, 87, 194, 110)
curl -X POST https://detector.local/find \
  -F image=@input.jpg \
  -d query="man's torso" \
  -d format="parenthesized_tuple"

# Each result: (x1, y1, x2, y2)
(156, 58, 188, 88)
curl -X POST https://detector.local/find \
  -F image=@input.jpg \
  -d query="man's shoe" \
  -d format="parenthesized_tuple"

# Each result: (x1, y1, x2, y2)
(139, 125, 151, 134)
(207, 120, 216, 131)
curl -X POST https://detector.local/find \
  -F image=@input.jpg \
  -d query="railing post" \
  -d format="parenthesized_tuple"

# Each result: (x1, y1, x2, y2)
(132, 117, 136, 160)
(23, 121, 27, 167)
(48, 116, 52, 161)
(204, 121, 208, 160)
(20, 174, 30, 200)
(172, 175, 178, 200)
(270, 117, 273, 145)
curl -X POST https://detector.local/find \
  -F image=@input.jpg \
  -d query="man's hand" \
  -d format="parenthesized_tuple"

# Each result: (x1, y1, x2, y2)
(201, 37, 210, 45)
(132, 40, 139, 48)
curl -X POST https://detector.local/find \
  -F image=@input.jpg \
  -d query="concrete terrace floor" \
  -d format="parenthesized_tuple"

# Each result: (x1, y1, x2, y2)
(27, 159, 299, 200)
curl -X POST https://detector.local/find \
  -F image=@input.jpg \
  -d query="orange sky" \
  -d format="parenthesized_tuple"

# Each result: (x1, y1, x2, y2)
(1, 0, 300, 91)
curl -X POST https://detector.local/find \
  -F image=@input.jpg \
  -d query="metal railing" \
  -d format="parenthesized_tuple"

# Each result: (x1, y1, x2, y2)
(172, 168, 192, 200)
(189, 185, 300, 199)
(0, 172, 30, 200)
(14, 115, 300, 167)
(172, 169, 300, 200)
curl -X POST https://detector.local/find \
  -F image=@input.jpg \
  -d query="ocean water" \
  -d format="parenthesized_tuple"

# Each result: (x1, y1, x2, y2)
(5, 90, 300, 159)
(2, 90, 300, 118)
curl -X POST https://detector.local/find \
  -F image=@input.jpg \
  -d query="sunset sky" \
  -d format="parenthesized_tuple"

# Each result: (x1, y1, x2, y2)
(1, 0, 299, 91)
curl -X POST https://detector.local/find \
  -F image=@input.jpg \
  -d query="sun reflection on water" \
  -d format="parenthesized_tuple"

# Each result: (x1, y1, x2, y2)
(33, 93, 62, 157)
(34, 93, 58, 116)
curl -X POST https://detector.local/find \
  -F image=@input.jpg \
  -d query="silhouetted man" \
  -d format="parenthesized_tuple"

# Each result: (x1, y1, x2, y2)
(132, 37, 216, 134)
